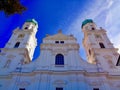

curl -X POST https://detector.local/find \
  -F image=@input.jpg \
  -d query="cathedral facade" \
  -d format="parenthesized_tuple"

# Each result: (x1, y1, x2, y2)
(0, 19, 120, 90)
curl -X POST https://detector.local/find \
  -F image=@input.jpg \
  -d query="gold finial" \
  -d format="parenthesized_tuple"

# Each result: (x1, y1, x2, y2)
(70, 34, 73, 37)
(58, 29, 62, 33)
(46, 34, 50, 37)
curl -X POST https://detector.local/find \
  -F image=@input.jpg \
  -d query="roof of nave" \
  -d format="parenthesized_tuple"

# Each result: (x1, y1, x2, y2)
(43, 30, 77, 41)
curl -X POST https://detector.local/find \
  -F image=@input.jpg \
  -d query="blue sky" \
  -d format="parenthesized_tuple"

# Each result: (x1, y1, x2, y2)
(0, 0, 120, 61)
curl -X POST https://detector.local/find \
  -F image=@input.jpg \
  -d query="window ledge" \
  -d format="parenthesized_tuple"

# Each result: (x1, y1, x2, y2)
(55, 65, 64, 67)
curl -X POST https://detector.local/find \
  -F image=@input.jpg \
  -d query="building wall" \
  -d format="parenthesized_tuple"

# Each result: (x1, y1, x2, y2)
(0, 20, 120, 90)
(0, 71, 120, 90)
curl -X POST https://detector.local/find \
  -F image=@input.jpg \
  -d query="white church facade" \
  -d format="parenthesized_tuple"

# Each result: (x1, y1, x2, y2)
(0, 19, 120, 90)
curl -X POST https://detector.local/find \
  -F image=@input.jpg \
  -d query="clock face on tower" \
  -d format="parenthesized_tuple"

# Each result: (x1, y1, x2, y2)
(18, 34, 25, 38)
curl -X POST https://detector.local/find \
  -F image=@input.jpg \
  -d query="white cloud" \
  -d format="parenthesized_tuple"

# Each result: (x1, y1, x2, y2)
(105, 0, 120, 52)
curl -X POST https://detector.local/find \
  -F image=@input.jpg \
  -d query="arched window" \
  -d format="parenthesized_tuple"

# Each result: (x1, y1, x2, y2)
(55, 54, 64, 65)
(14, 42, 20, 48)
(99, 43, 105, 48)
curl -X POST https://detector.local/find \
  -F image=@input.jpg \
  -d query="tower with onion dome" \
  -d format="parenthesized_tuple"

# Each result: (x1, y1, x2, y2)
(81, 19, 119, 72)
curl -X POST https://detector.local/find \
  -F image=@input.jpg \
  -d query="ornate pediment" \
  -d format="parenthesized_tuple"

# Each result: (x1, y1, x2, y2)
(44, 31, 76, 41)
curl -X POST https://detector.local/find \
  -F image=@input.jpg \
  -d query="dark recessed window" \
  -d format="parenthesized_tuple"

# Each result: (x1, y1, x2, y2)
(89, 49, 91, 55)
(60, 41, 64, 44)
(24, 27, 28, 29)
(99, 43, 105, 48)
(14, 42, 20, 48)
(56, 87, 63, 90)
(55, 54, 64, 65)
(92, 27, 95, 30)
(55, 41, 59, 44)
(116, 55, 120, 66)
(19, 88, 25, 90)
(93, 88, 99, 90)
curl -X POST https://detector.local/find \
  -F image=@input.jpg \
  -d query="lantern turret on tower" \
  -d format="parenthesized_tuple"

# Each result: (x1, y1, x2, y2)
(82, 19, 97, 31)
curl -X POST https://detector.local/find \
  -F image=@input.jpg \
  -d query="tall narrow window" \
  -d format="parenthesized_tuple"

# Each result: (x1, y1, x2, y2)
(92, 27, 95, 30)
(55, 54, 64, 65)
(99, 43, 105, 48)
(14, 42, 20, 48)
(116, 55, 120, 66)
(56, 87, 63, 90)
(89, 49, 91, 55)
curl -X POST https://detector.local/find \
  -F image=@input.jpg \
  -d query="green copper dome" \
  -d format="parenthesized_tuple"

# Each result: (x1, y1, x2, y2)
(81, 19, 93, 28)
(26, 19, 38, 25)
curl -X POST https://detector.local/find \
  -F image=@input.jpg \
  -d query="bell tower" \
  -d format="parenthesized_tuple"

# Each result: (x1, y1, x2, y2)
(82, 19, 119, 71)
(4, 19, 38, 63)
